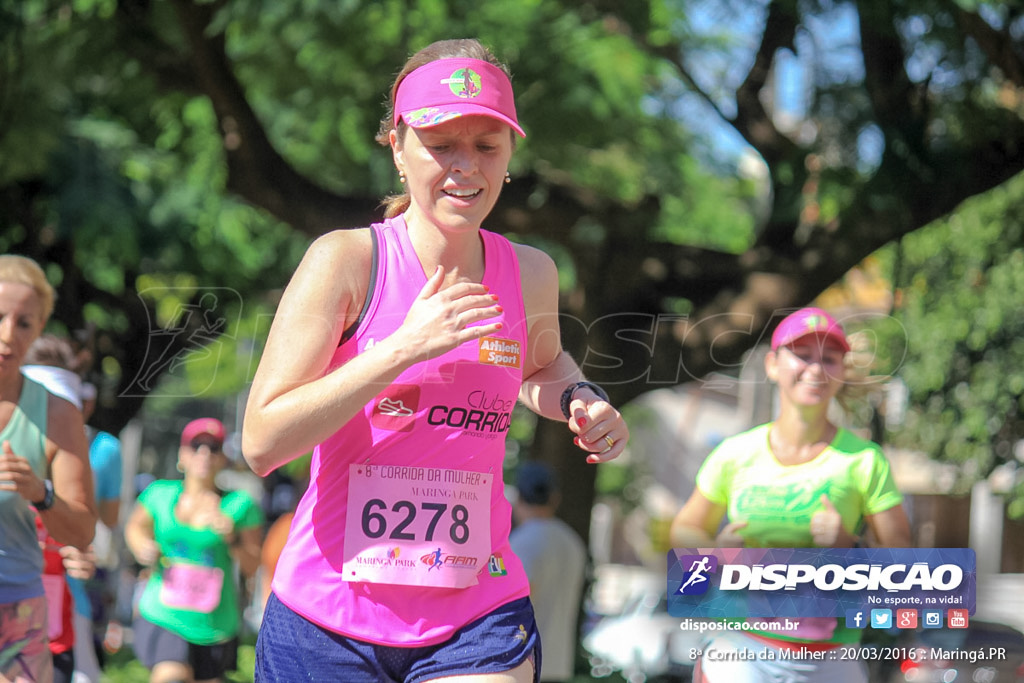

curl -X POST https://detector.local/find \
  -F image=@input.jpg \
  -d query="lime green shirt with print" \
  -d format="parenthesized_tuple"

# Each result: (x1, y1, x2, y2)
(137, 480, 264, 645)
(695, 423, 903, 644)
(697, 424, 902, 548)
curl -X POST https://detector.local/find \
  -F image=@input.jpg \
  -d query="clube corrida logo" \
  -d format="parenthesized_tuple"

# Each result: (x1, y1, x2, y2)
(667, 548, 976, 619)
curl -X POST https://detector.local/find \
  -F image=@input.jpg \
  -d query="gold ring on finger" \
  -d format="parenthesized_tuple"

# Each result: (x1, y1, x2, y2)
(604, 435, 615, 449)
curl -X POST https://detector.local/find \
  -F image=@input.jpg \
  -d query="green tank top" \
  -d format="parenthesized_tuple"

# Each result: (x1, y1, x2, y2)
(136, 480, 264, 645)
(0, 377, 49, 603)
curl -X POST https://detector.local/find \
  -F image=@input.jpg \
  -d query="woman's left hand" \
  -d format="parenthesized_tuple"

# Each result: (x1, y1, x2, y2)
(567, 394, 628, 464)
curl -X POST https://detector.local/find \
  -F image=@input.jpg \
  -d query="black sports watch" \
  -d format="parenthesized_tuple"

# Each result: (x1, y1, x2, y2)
(560, 381, 610, 420)
(33, 479, 55, 511)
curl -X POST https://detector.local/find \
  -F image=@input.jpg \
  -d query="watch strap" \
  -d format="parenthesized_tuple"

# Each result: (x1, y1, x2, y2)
(33, 479, 55, 511)
(559, 381, 610, 420)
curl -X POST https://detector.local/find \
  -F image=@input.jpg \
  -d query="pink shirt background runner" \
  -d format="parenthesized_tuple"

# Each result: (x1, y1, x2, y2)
(272, 215, 531, 646)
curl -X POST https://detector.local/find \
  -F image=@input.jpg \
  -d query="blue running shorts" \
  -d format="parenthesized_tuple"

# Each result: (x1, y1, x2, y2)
(256, 592, 541, 682)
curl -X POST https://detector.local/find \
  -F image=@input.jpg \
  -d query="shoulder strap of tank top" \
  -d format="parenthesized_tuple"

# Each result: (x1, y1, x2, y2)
(338, 226, 380, 347)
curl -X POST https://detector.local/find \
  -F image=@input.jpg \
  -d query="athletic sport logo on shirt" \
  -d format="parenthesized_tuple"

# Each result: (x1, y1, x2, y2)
(371, 384, 420, 432)
(479, 337, 521, 368)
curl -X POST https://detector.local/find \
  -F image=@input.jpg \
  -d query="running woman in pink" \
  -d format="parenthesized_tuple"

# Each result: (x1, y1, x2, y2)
(242, 39, 629, 683)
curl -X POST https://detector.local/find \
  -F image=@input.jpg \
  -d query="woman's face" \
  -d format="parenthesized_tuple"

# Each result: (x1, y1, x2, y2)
(179, 439, 228, 481)
(391, 115, 513, 234)
(0, 281, 46, 376)
(766, 336, 847, 407)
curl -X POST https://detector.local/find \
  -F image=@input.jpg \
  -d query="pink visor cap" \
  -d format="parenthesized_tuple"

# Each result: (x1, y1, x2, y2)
(771, 307, 851, 353)
(394, 58, 525, 137)
(181, 417, 226, 447)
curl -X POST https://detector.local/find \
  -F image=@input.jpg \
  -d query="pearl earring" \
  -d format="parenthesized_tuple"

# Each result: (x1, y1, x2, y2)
(504, 172, 511, 184)
(399, 171, 406, 184)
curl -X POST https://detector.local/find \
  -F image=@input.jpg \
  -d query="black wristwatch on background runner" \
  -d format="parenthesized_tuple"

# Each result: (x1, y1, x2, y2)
(560, 381, 610, 420)
(33, 479, 55, 511)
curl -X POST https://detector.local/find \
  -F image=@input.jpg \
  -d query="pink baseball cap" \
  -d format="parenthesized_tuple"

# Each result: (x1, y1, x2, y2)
(771, 307, 851, 353)
(394, 58, 525, 137)
(181, 417, 226, 447)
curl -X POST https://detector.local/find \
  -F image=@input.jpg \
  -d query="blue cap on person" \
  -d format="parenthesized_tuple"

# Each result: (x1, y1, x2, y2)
(771, 307, 851, 353)
(515, 462, 558, 506)
(181, 417, 226, 447)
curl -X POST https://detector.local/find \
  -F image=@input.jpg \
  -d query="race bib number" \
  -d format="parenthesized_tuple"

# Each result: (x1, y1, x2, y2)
(42, 574, 65, 640)
(160, 563, 224, 613)
(343, 464, 492, 588)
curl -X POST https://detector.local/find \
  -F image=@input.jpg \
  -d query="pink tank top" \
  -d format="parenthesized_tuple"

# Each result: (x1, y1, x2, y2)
(272, 216, 531, 646)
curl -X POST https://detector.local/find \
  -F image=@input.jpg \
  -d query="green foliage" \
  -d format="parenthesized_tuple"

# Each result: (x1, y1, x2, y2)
(6, 0, 1024, 509)
(1, 0, 754, 419)
(874, 171, 1024, 506)
(655, 156, 759, 252)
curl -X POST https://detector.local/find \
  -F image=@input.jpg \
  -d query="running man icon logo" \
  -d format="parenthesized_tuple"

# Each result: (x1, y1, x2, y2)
(421, 548, 444, 571)
(676, 555, 718, 595)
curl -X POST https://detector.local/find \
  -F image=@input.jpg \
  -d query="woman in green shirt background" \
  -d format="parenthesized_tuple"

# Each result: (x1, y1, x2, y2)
(124, 418, 263, 683)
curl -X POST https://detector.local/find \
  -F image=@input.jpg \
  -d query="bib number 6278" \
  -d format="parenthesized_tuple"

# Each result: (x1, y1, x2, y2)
(361, 499, 470, 544)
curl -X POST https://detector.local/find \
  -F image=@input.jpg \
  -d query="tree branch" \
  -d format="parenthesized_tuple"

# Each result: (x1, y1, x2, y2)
(954, 5, 1024, 88)
(731, 0, 801, 165)
(168, 0, 381, 235)
(857, 1, 931, 162)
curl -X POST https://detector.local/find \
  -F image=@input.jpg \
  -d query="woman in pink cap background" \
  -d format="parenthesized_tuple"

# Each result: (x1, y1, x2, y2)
(242, 38, 628, 682)
(670, 307, 912, 683)
(124, 417, 263, 683)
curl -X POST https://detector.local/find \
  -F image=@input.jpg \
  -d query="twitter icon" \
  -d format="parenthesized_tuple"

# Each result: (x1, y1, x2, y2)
(870, 609, 892, 629)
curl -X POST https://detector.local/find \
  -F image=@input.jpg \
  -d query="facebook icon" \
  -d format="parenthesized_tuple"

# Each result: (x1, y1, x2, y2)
(845, 609, 866, 629)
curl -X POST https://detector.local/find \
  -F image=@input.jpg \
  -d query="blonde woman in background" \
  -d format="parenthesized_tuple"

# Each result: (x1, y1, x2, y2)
(0, 255, 96, 683)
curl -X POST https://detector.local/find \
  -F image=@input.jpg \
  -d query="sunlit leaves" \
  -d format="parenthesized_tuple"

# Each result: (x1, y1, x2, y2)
(876, 172, 1024, 501)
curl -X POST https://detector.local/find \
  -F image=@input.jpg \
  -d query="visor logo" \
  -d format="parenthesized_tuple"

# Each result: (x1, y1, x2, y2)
(443, 68, 482, 99)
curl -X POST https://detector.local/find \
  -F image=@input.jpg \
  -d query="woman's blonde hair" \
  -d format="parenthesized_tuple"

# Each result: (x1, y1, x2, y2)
(0, 255, 55, 323)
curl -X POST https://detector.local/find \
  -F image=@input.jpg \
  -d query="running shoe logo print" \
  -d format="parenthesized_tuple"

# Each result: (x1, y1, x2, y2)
(371, 384, 420, 432)
(378, 398, 413, 417)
